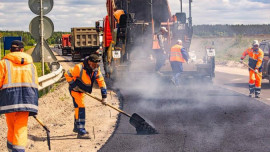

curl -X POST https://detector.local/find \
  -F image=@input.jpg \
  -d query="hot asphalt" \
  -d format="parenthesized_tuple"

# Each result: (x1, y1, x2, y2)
(100, 72, 270, 152)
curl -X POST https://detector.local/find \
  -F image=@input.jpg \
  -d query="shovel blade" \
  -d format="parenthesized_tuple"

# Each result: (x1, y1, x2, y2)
(129, 113, 158, 135)
(129, 113, 145, 128)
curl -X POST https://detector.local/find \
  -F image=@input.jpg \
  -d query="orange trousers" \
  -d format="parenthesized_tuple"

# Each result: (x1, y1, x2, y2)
(70, 90, 86, 129)
(5, 111, 29, 152)
(249, 70, 262, 95)
(249, 70, 262, 87)
(71, 90, 85, 119)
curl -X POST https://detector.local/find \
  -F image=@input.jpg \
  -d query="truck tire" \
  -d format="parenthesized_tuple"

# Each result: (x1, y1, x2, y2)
(72, 54, 76, 61)
(62, 49, 68, 56)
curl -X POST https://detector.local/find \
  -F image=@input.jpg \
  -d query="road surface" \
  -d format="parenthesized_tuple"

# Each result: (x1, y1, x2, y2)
(100, 66, 270, 152)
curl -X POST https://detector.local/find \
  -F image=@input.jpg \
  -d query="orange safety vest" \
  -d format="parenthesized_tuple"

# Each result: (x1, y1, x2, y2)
(0, 52, 39, 115)
(241, 47, 264, 69)
(113, 10, 125, 24)
(64, 63, 107, 98)
(152, 35, 161, 49)
(170, 44, 185, 62)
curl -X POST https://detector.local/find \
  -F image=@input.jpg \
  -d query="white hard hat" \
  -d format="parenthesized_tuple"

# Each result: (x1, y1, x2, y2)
(160, 27, 168, 32)
(177, 40, 182, 45)
(252, 40, 259, 46)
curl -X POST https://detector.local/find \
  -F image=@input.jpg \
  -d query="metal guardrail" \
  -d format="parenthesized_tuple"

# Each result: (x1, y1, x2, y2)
(38, 64, 64, 91)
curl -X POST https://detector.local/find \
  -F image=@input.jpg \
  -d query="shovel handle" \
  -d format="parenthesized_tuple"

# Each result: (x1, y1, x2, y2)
(33, 116, 51, 150)
(242, 62, 262, 77)
(33, 116, 50, 132)
(83, 91, 131, 118)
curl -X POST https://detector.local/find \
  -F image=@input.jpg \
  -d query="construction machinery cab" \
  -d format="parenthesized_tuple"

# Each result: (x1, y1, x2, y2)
(175, 12, 186, 23)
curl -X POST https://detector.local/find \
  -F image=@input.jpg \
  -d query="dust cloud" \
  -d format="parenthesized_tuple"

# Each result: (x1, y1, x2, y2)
(108, 26, 268, 150)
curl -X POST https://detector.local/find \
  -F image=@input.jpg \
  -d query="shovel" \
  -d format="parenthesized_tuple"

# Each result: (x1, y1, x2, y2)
(83, 91, 158, 134)
(242, 62, 262, 77)
(33, 116, 51, 150)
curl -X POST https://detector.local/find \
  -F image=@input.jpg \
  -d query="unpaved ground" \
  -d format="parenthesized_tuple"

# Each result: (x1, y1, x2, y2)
(0, 50, 120, 152)
(190, 34, 270, 61)
(215, 61, 249, 76)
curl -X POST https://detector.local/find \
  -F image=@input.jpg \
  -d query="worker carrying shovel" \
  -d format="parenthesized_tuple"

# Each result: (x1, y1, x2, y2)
(240, 40, 264, 98)
(65, 54, 107, 139)
(0, 40, 39, 152)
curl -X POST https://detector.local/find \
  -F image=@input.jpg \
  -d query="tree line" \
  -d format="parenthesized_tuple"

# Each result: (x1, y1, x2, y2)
(0, 31, 70, 47)
(193, 24, 270, 37)
(1, 24, 270, 46)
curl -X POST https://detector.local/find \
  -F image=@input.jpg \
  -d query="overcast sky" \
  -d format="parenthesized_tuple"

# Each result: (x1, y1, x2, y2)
(0, 0, 269, 32)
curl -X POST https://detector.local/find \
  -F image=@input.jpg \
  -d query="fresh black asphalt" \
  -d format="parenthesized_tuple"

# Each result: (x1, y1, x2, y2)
(100, 73, 270, 152)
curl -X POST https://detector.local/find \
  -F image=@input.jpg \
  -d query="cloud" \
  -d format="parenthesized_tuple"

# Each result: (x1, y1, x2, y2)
(249, 0, 270, 3)
(168, 0, 270, 25)
(0, 0, 107, 31)
(0, 0, 269, 31)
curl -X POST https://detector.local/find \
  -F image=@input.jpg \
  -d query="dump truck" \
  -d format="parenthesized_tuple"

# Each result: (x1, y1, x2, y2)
(99, 0, 215, 81)
(61, 34, 71, 56)
(71, 27, 100, 61)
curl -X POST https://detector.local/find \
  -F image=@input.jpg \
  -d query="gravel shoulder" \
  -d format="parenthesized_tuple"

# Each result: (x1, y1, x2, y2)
(0, 49, 120, 152)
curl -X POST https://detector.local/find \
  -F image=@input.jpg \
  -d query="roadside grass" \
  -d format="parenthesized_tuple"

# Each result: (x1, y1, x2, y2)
(34, 62, 51, 77)
(191, 34, 270, 63)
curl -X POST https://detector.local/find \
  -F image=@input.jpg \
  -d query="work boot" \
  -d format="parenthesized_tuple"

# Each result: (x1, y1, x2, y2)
(255, 94, 260, 98)
(73, 128, 78, 133)
(73, 121, 78, 133)
(77, 129, 90, 139)
(255, 88, 261, 99)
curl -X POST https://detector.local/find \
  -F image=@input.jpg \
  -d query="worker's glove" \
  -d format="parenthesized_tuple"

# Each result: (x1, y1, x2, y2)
(254, 69, 258, 73)
(239, 59, 243, 63)
(101, 98, 107, 105)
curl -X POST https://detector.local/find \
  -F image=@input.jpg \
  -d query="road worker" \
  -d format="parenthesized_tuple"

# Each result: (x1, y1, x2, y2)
(113, 7, 126, 24)
(113, 7, 127, 45)
(65, 54, 107, 139)
(0, 40, 39, 152)
(170, 40, 189, 86)
(240, 40, 264, 98)
(152, 27, 168, 74)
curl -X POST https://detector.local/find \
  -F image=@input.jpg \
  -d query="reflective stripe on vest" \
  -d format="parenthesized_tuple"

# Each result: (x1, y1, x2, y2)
(170, 45, 185, 62)
(67, 70, 73, 77)
(2, 60, 38, 89)
(152, 35, 161, 49)
(0, 104, 38, 111)
(77, 64, 92, 87)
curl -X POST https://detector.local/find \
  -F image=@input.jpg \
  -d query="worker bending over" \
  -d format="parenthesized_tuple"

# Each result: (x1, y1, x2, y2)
(65, 54, 107, 139)
(170, 40, 189, 86)
(0, 40, 39, 152)
(240, 40, 264, 98)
